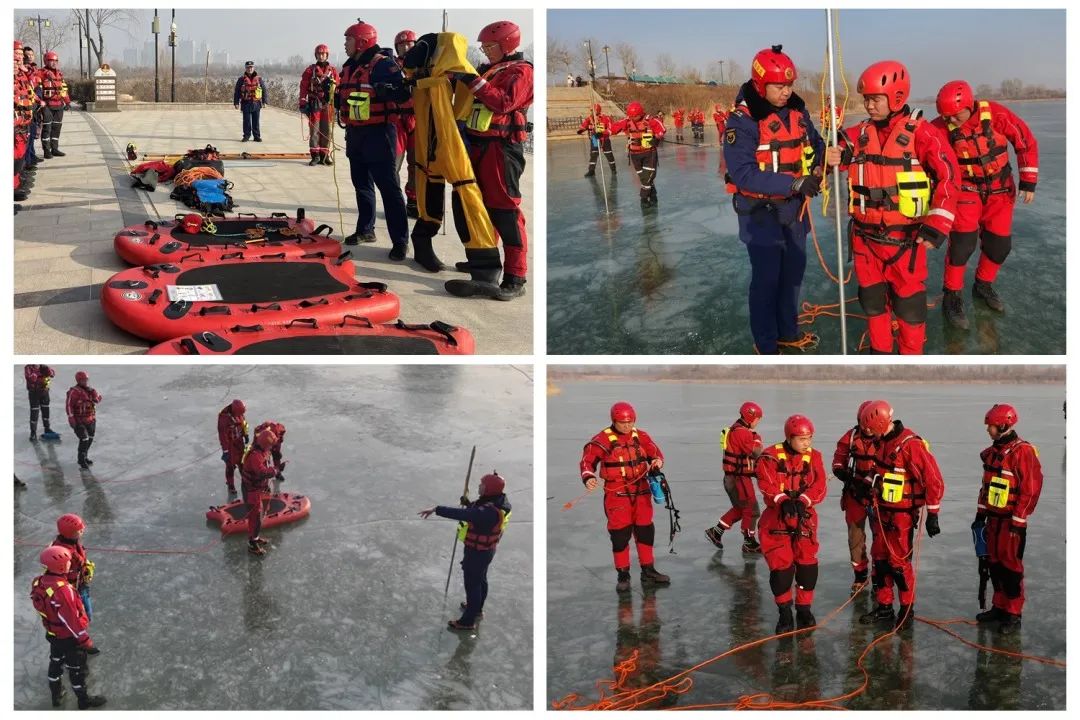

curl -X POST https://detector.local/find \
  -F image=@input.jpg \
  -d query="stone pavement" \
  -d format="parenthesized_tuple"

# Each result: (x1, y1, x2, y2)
(13, 104, 533, 354)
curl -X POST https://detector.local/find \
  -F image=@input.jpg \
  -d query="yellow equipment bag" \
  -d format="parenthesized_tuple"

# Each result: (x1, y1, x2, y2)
(895, 171, 931, 219)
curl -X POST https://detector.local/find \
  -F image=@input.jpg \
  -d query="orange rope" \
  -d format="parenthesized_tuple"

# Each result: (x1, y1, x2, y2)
(917, 616, 1065, 668)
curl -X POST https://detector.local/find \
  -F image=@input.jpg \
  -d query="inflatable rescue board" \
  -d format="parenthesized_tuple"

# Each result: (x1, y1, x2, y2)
(207, 492, 311, 534)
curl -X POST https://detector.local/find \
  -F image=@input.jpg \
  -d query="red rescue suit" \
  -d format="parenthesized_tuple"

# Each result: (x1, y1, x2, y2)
(755, 442, 827, 606)
(241, 443, 278, 541)
(673, 109, 685, 129)
(460, 55, 533, 279)
(581, 426, 664, 570)
(718, 420, 762, 533)
(832, 425, 878, 578)
(392, 57, 416, 205)
(299, 61, 340, 161)
(253, 421, 286, 473)
(14, 65, 34, 188)
(579, 111, 616, 174)
(65, 385, 100, 425)
(931, 101, 1039, 290)
(713, 109, 729, 135)
(867, 422, 945, 607)
(30, 573, 90, 644)
(51, 536, 89, 591)
(37, 67, 68, 109)
(835, 110, 960, 354)
(609, 115, 666, 200)
(977, 431, 1042, 615)
(217, 406, 248, 490)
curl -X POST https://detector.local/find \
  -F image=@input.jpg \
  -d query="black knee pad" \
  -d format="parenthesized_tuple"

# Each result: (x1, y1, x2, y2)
(980, 230, 1012, 265)
(858, 283, 889, 316)
(891, 289, 928, 324)
(769, 565, 796, 596)
(795, 563, 819, 591)
(947, 230, 979, 265)
(1000, 567, 1023, 598)
(488, 208, 523, 248)
(633, 523, 655, 546)
(890, 565, 909, 592)
(609, 526, 633, 552)
(872, 560, 890, 589)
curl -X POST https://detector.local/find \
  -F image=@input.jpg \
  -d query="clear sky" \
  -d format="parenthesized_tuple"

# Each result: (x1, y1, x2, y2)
(18, 7, 533, 68)
(548, 9, 1065, 96)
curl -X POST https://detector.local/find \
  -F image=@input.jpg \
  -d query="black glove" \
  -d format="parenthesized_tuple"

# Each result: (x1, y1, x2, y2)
(925, 513, 941, 538)
(780, 498, 799, 519)
(916, 223, 946, 248)
(451, 72, 478, 85)
(459, 494, 470, 507)
(791, 174, 822, 198)
(576, 128, 585, 135)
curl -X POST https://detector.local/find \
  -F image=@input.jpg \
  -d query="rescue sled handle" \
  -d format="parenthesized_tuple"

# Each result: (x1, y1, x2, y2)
(445, 445, 478, 597)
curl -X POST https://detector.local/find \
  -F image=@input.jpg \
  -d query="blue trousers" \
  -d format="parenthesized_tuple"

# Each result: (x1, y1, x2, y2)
(741, 216, 808, 354)
(26, 121, 39, 163)
(345, 124, 408, 247)
(459, 548, 494, 625)
(242, 106, 261, 140)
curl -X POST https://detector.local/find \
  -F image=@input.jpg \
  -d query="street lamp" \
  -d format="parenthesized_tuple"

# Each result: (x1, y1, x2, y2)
(27, 15, 51, 56)
(717, 60, 725, 86)
(583, 39, 597, 86)
(152, 10, 160, 102)
(170, 11, 177, 102)
(602, 44, 611, 93)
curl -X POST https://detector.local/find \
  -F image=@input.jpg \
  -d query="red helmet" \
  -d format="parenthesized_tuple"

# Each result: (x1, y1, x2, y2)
(256, 428, 277, 450)
(40, 546, 72, 574)
(626, 101, 644, 120)
(394, 30, 416, 48)
(857, 60, 910, 113)
(857, 400, 872, 422)
(610, 401, 636, 424)
(345, 22, 378, 53)
(314, 44, 330, 57)
(57, 513, 86, 538)
(751, 45, 797, 96)
(739, 402, 763, 424)
(784, 414, 814, 438)
(180, 213, 203, 234)
(230, 399, 246, 416)
(272, 422, 286, 438)
(75, 371, 89, 385)
(593, 103, 602, 114)
(478, 21, 521, 55)
(479, 472, 506, 496)
(985, 404, 1018, 429)
(44, 51, 58, 63)
(859, 400, 894, 437)
(937, 80, 974, 117)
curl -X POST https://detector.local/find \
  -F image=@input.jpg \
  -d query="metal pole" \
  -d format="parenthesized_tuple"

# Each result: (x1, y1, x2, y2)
(590, 97, 611, 216)
(153, 10, 160, 102)
(826, 9, 848, 354)
(170, 10, 176, 102)
(602, 45, 611, 93)
(719, 60, 724, 85)
(585, 40, 596, 86)
(35, 15, 44, 54)
(85, 10, 92, 78)
(443, 446, 477, 597)
(74, 16, 84, 78)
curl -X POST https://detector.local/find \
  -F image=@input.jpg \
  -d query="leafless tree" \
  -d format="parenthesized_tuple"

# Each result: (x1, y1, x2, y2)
(466, 46, 487, 71)
(15, 14, 71, 55)
(548, 38, 573, 78)
(725, 59, 743, 86)
(678, 65, 702, 85)
(76, 9, 141, 69)
(616, 42, 638, 79)
(656, 52, 676, 77)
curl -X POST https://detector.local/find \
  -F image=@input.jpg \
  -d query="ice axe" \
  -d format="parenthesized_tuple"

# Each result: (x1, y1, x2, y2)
(972, 518, 990, 609)
(444, 445, 477, 597)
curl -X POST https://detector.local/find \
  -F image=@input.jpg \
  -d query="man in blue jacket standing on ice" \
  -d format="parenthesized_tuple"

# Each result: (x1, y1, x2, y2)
(420, 472, 512, 631)
(723, 45, 826, 355)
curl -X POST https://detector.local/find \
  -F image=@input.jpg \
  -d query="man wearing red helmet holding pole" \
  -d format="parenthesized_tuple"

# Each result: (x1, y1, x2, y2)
(755, 414, 827, 634)
(217, 399, 249, 495)
(336, 20, 411, 257)
(857, 400, 945, 630)
(608, 102, 666, 207)
(832, 401, 878, 593)
(706, 401, 764, 553)
(932, 82, 1039, 329)
(51, 514, 97, 623)
(242, 427, 280, 556)
(299, 44, 340, 166)
(580, 402, 670, 592)
(419, 471, 512, 630)
(393, 30, 419, 218)
(577, 103, 617, 177)
(826, 61, 961, 354)
(34, 51, 69, 159)
(724, 45, 827, 355)
(65, 371, 101, 470)
(444, 20, 534, 301)
(974, 404, 1042, 634)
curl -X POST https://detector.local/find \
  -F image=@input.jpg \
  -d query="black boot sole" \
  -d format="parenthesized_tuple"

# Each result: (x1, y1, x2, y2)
(445, 279, 503, 299)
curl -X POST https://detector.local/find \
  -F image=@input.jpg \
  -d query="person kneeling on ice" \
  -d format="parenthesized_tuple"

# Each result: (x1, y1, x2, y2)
(65, 371, 101, 470)
(974, 404, 1042, 634)
(608, 102, 666, 207)
(218, 399, 249, 495)
(724, 45, 826, 355)
(755, 414, 827, 634)
(932, 81, 1039, 328)
(242, 428, 280, 556)
(30, 546, 106, 709)
(419, 472, 512, 631)
(253, 420, 287, 483)
(832, 401, 878, 593)
(707, 401, 764, 552)
(51, 514, 97, 624)
(25, 364, 59, 441)
(825, 61, 961, 355)
(580, 402, 670, 593)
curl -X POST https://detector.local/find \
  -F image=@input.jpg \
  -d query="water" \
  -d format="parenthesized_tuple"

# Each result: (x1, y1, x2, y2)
(14, 365, 533, 710)
(547, 101, 1065, 355)
(547, 379, 1065, 709)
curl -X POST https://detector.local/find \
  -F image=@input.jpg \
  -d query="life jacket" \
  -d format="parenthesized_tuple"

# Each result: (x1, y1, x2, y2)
(461, 501, 511, 551)
(464, 58, 532, 142)
(337, 50, 398, 127)
(848, 111, 933, 234)
(30, 573, 87, 639)
(52, 536, 89, 589)
(219, 408, 248, 448)
(839, 425, 878, 479)
(625, 117, 657, 153)
(303, 63, 338, 109)
(765, 443, 812, 494)
(673, 110, 685, 127)
(946, 100, 1012, 196)
(979, 435, 1037, 515)
(239, 73, 263, 103)
(721, 421, 758, 480)
(14, 72, 34, 128)
(240, 445, 275, 490)
(595, 427, 651, 493)
(66, 385, 99, 423)
(25, 364, 52, 391)
(39, 67, 67, 108)
(871, 429, 928, 511)
(725, 103, 814, 198)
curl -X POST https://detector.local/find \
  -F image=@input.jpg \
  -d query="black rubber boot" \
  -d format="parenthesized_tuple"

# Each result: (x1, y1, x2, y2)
(851, 568, 868, 594)
(388, 245, 407, 261)
(78, 454, 90, 469)
(493, 274, 527, 302)
(640, 564, 670, 586)
(976, 606, 1007, 624)
(405, 200, 417, 218)
(895, 604, 915, 630)
(942, 288, 969, 330)
(584, 168, 596, 177)
(248, 541, 266, 556)
(50, 680, 65, 707)
(460, 601, 484, 620)
(322, 155, 334, 166)
(973, 280, 1005, 312)
(742, 533, 761, 553)
(454, 261, 471, 273)
(445, 267, 505, 299)
(795, 605, 816, 629)
(50, 143, 66, 157)
(308, 156, 320, 166)
(43, 148, 53, 159)
(344, 231, 376, 246)
(998, 613, 1022, 635)
(15, 189, 29, 201)
(704, 525, 724, 549)
(411, 235, 446, 272)
(76, 692, 106, 709)
(609, 164, 617, 175)
(859, 603, 895, 625)
(775, 603, 795, 634)
(615, 568, 631, 593)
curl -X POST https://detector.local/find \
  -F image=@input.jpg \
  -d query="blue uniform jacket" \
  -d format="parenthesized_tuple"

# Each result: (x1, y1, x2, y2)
(435, 495, 512, 554)
(233, 74, 268, 107)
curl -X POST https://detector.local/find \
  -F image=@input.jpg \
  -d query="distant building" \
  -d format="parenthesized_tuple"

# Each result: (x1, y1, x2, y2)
(213, 50, 230, 67)
(197, 41, 210, 65)
(178, 38, 195, 67)
(123, 47, 139, 68)
(140, 40, 155, 67)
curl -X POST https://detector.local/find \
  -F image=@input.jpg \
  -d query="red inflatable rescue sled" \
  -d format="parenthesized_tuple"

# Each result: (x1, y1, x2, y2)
(206, 492, 311, 535)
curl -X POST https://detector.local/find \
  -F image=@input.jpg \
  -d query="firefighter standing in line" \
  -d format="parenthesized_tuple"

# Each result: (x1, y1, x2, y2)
(233, 61, 267, 142)
(21, 45, 41, 170)
(932, 81, 1039, 328)
(672, 107, 685, 142)
(35, 51, 69, 159)
(419, 472, 512, 630)
(580, 402, 670, 592)
(974, 404, 1042, 634)
(299, 45, 340, 165)
(577, 103, 617, 177)
(14, 42, 35, 205)
(50, 514, 97, 622)
(832, 401, 877, 593)
(608, 101, 666, 207)
(25, 364, 59, 441)
(706, 401, 764, 552)
(217, 399, 249, 495)
(65, 371, 101, 470)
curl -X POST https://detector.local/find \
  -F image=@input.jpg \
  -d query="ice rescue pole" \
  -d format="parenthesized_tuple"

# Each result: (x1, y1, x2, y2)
(826, 9, 849, 354)
(444, 445, 477, 597)
(590, 95, 612, 216)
